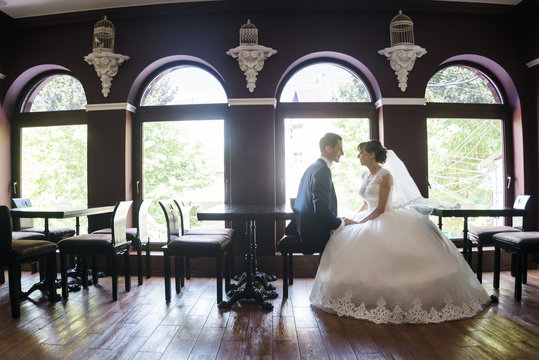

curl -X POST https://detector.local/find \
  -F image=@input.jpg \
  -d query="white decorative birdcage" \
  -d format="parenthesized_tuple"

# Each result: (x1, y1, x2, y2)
(92, 15, 115, 54)
(240, 19, 258, 46)
(390, 10, 415, 46)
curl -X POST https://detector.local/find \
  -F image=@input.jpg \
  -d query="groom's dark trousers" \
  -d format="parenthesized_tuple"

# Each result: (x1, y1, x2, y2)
(290, 158, 341, 254)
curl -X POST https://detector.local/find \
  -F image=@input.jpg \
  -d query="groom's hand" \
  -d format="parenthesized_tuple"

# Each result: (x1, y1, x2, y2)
(342, 217, 358, 226)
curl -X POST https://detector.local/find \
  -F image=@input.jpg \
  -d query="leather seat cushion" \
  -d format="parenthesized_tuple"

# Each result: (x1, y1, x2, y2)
(166, 234, 231, 257)
(277, 234, 303, 253)
(468, 226, 521, 243)
(185, 228, 234, 237)
(58, 234, 113, 253)
(493, 231, 539, 249)
(92, 227, 138, 241)
(12, 239, 57, 258)
(12, 231, 46, 240)
(20, 227, 76, 242)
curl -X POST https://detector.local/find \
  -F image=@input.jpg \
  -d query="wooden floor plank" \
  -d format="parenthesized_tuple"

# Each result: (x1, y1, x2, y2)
(0, 269, 539, 359)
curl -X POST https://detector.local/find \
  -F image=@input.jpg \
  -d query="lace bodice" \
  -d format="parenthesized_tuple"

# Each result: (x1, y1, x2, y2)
(358, 168, 392, 210)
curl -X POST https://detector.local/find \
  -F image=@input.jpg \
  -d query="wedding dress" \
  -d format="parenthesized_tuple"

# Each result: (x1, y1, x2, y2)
(309, 151, 491, 324)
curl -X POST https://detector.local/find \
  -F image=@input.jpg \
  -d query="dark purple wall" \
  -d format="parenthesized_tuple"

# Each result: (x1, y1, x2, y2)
(0, 1, 537, 241)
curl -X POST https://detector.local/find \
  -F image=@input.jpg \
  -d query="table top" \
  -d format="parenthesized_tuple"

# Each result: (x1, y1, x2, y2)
(431, 207, 527, 217)
(197, 204, 294, 221)
(9, 205, 115, 219)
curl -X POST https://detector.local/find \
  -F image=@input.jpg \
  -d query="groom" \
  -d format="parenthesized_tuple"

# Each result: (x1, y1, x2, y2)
(287, 132, 352, 254)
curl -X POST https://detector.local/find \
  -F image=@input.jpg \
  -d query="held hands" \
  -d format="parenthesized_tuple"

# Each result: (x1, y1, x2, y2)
(342, 217, 359, 226)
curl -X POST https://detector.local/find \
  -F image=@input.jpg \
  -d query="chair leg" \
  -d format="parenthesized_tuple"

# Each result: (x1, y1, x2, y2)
(511, 254, 516, 277)
(111, 255, 118, 301)
(39, 259, 46, 282)
(515, 252, 522, 301)
(493, 246, 500, 289)
(216, 255, 223, 304)
(225, 250, 231, 292)
(145, 242, 152, 279)
(60, 254, 68, 299)
(174, 257, 181, 293)
(179, 257, 185, 287)
(282, 252, 289, 298)
(522, 252, 527, 285)
(288, 253, 294, 285)
(164, 254, 171, 302)
(125, 249, 131, 292)
(46, 253, 57, 302)
(185, 257, 191, 279)
(92, 256, 98, 285)
(81, 256, 88, 289)
(8, 264, 21, 318)
(0, 265, 5, 284)
(31, 262, 37, 274)
(477, 243, 483, 283)
(137, 244, 143, 285)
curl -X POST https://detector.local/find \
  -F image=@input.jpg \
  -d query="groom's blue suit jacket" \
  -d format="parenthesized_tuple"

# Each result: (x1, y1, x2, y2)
(290, 158, 341, 254)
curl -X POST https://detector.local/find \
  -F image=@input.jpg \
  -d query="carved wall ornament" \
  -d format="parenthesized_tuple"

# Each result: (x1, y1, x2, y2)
(227, 19, 277, 93)
(378, 10, 427, 92)
(85, 16, 129, 97)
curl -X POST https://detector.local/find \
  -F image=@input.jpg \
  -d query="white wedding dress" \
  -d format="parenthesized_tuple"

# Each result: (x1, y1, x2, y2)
(310, 152, 491, 324)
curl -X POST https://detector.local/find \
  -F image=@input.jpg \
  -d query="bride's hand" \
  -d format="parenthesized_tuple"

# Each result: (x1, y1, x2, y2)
(342, 217, 358, 226)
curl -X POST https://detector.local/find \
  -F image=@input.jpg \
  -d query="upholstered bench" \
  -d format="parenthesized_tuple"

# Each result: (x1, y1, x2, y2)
(493, 231, 539, 301)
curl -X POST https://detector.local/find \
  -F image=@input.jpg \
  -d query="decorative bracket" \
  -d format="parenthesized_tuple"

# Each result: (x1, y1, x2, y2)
(84, 52, 129, 97)
(226, 45, 277, 93)
(378, 44, 426, 92)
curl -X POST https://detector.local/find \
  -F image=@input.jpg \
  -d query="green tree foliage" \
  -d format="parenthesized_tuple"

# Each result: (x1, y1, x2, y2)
(140, 74, 179, 106)
(30, 75, 86, 111)
(425, 66, 498, 104)
(333, 77, 371, 102)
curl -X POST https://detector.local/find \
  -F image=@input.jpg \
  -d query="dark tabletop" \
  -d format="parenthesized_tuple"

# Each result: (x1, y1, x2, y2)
(431, 207, 527, 218)
(197, 204, 294, 222)
(9, 205, 115, 219)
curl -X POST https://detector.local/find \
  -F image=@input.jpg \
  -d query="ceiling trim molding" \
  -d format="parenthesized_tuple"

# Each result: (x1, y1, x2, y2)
(228, 98, 277, 107)
(86, 103, 137, 112)
(526, 58, 539, 68)
(375, 98, 426, 108)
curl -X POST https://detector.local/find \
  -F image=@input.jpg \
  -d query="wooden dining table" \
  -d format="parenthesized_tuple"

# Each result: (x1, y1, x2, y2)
(197, 203, 294, 310)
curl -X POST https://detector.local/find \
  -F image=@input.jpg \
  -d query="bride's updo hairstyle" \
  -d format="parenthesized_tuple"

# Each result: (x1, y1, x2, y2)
(358, 140, 388, 164)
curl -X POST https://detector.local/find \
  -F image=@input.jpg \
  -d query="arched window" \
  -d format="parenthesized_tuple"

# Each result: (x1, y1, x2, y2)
(15, 74, 88, 230)
(137, 64, 228, 242)
(425, 65, 509, 237)
(277, 62, 375, 216)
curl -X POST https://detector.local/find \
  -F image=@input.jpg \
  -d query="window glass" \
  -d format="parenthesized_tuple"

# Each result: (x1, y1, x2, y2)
(280, 63, 371, 103)
(285, 118, 370, 216)
(140, 66, 227, 105)
(425, 65, 501, 104)
(143, 120, 225, 242)
(23, 75, 86, 112)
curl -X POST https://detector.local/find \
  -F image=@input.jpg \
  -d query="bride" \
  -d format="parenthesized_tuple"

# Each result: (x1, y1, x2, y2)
(309, 140, 491, 324)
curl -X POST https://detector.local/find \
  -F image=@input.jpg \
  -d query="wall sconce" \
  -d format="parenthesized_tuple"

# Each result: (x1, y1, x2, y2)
(84, 16, 129, 97)
(226, 19, 277, 93)
(378, 10, 426, 92)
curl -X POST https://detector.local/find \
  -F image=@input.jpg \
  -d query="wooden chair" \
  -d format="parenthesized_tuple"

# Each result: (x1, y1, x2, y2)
(92, 200, 151, 285)
(58, 201, 133, 301)
(493, 231, 539, 301)
(468, 195, 530, 283)
(173, 200, 234, 280)
(0, 206, 57, 318)
(159, 200, 232, 304)
(277, 198, 324, 297)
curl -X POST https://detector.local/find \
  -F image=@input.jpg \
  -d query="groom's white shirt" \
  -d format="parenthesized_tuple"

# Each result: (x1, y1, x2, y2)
(319, 156, 344, 232)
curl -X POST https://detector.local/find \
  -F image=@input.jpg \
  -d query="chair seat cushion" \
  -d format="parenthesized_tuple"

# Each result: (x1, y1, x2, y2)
(12, 231, 46, 240)
(184, 228, 234, 237)
(12, 239, 57, 258)
(166, 234, 231, 257)
(92, 227, 138, 241)
(468, 226, 521, 243)
(58, 234, 113, 253)
(277, 234, 303, 253)
(493, 231, 539, 250)
(20, 227, 76, 242)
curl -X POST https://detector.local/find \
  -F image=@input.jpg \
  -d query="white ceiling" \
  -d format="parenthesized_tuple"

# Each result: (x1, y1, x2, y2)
(0, 0, 523, 19)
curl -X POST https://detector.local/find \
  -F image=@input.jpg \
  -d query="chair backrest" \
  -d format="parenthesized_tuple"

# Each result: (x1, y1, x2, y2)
(111, 201, 133, 246)
(137, 200, 150, 245)
(0, 206, 14, 260)
(158, 200, 180, 243)
(11, 198, 34, 229)
(173, 200, 189, 236)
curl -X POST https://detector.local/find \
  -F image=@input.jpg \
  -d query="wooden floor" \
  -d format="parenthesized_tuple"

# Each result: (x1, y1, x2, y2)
(1, 269, 539, 360)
